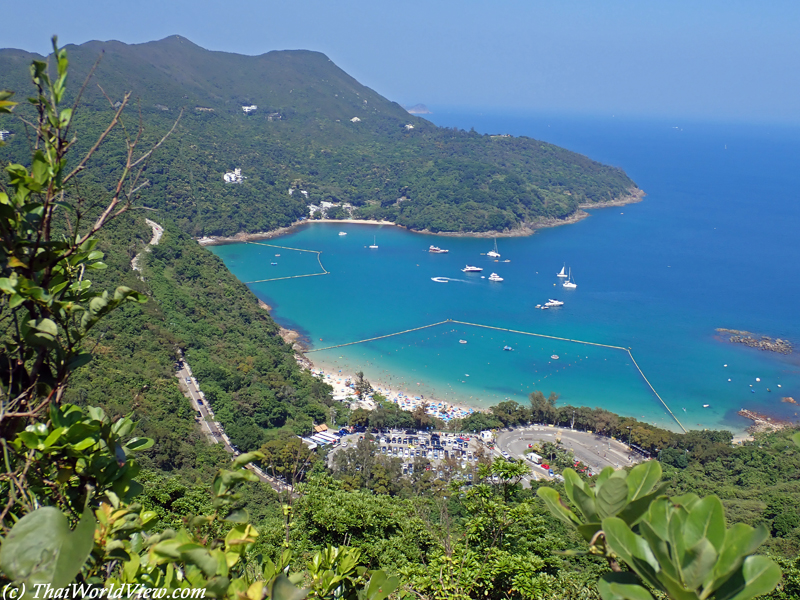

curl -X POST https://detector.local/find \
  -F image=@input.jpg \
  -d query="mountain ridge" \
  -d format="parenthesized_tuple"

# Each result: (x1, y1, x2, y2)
(0, 36, 640, 236)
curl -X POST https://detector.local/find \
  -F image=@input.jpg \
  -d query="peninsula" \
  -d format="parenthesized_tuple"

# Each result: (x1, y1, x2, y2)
(0, 36, 641, 239)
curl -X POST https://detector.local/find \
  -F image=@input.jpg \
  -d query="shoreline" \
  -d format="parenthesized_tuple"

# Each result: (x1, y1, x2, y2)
(196, 188, 645, 245)
(309, 358, 481, 422)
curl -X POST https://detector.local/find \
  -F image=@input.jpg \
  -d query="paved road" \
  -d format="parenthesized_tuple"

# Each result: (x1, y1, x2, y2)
(175, 354, 293, 494)
(495, 425, 639, 479)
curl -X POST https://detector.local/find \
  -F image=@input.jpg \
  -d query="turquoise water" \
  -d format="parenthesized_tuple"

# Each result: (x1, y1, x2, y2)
(210, 113, 800, 433)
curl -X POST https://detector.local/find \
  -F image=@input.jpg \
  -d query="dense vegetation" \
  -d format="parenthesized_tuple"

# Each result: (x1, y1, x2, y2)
(2, 40, 798, 600)
(0, 36, 638, 236)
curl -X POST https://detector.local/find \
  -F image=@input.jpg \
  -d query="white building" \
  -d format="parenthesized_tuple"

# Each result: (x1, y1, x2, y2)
(242, 105, 258, 114)
(405, 124, 414, 130)
(223, 168, 245, 184)
(350, 117, 361, 123)
(0, 130, 9, 141)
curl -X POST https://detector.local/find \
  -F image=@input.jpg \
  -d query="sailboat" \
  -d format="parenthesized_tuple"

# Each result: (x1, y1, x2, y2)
(557, 264, 568, 278)
(562, 268, 577, 289)
(369, 236, 378, 249)
(487, 238, 500, 258)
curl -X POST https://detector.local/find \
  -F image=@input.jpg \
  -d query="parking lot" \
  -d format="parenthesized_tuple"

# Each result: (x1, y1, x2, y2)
(495, 425, 639, 477)
(331, 430, 485, 477)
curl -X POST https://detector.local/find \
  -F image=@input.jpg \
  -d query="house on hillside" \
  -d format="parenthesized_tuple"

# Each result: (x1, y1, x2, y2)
(0, 130, 9, 141)
(223, 168, 245, 183)
(350, 117, 361, 123)
(242, 105, 258, 114)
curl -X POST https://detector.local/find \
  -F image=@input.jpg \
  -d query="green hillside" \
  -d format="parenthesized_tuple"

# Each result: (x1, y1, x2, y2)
(0, 36, 639, 236)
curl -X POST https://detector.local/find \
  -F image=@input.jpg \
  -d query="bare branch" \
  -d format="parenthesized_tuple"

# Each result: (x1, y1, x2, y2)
(62, 90, 131, 185)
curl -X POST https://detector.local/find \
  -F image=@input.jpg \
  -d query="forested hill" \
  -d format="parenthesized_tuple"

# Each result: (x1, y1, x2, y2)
(0, 36, 639, 235)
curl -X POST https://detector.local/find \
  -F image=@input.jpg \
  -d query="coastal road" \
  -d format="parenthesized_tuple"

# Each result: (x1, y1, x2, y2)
(175, 355, 294, 494)
(495, 425, 639, 478)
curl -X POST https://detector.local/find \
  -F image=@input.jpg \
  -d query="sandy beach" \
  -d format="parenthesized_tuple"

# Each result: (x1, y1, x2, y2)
(309, 362, 480, 423)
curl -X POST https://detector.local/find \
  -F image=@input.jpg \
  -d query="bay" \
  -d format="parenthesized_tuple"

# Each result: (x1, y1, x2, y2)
(210, 112, 800, 434)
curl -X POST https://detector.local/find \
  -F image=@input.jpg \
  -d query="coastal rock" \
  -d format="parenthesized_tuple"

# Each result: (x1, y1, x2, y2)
(737, 408, 791, 434)
(782, 397, 797, 405)
(716, 328, 793, 354)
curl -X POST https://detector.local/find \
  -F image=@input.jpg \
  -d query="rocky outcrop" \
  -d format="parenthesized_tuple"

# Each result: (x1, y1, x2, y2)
(716, 328, 793, 354)
(738, 409, 792, 434)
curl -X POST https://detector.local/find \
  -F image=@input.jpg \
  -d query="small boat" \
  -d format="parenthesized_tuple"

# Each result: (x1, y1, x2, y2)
(271, 262, 278, 265)
(487, 238, 501, 258)
(431, 277, 449, 283)
(563, 268, 577, 289)
(339, 231, 347, 236)
(551, 355, 559, 360)
(369, 236, 378, 249)
(503, 346, 513, 351)
(545, 299, 564, 307)
(488, 272, 503, 282)
(275, 254, 280, 257)
(429, 245, 449, 253)
(535, 304, 542, 308)
(459, 340, 468, 344)
(540, 305, 549, 310)
(557, 264, 568, 278)
(462, 265, 483, 272)
(703, 404, 710, 408)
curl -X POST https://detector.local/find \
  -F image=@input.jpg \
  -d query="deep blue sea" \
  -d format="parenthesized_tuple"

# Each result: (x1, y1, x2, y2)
(210, 111, 800, 434)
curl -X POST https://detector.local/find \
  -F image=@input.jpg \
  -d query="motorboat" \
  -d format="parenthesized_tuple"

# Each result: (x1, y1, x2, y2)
(369, 236, 378, 249)
(429, 245, 449, 253)
(459, 340, 468, 344)
(562, 268, 577, 288)
(551, 355, 559, 360)
(544, 299, 564, 307)
(488, 272, 503, 281)
(431, 277, 449, 283)
(557, 264, 568, 278)
(338, 231, 347, 236)
(487, 238, 501, 258)
(503, 346, 513, 351)
(462, 265, 483, 272)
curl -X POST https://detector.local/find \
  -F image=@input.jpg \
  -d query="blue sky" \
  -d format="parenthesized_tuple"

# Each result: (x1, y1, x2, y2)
(5, 0, 800, 122)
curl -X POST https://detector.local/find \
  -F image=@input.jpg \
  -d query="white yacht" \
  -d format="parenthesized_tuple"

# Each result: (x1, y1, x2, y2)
(488, 272, 503, 282)
(369, 236, 378, 249)
(562, 268, 577, 289)
(545, 299, 564, 307)
(429, 245, 449, 253)
(462, 265, 483, 273)
(487, 238, 501, 258)
(338, 231, 347, 236)
(557, 264, 568, 278)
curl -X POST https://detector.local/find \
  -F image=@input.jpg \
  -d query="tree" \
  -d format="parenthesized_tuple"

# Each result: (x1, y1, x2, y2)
(354, 370, 373, 400)
(538, 461, 782, 600)
(0, 41, 399, 600)
(529, 390, 559, 423)
(350, 407, 370, 427)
